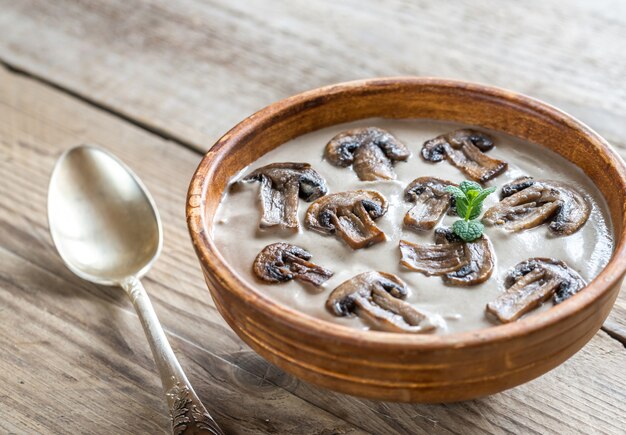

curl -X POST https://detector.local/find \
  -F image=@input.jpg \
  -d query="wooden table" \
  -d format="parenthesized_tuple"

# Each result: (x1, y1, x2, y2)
(1, 1, 625, 433)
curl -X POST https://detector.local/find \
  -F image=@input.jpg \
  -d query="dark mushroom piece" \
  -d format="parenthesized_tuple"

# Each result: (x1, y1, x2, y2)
(421, 129, 508, 182)
(326, 271, 436, 333)
(243, 162, 328, 230)
(305, 190, 388, 249)
(486, 258, 586, 323)
(434, 228, 495, 286)
(325, 127, 410, 181)
(253, 243, 334, 287)
(483, 177, 590, 235)
(403, 177, 456, 231)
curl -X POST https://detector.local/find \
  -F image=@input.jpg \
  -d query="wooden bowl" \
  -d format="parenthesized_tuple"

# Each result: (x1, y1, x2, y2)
(187, 78, 626, 402)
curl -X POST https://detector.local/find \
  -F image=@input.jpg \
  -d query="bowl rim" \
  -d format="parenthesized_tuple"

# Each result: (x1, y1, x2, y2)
(187, 77, 626, 350)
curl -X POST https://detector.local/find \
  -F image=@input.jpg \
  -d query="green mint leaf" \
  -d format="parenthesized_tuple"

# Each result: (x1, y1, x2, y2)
(465, 190, 479, 203)
(467, 219, 485, 241)
(445, 185, 465, 199)
(455, 197, 469, 218)
(459, 180, 481, 194)
(452, 219, 484, 242)
(473, 186, 496, 205)
(449, 180, 497, 241)
(467, 203, 483, 220)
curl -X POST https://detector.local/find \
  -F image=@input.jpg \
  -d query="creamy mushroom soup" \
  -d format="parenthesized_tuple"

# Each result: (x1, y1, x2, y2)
(213, 119, 614, 334)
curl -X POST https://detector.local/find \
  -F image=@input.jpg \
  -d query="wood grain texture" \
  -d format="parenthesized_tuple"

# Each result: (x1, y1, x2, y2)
(0, 0, 625, 150)
(1, 61, 626, 433)
(0, 0, 625, 432)
(603, 296, 626, 345)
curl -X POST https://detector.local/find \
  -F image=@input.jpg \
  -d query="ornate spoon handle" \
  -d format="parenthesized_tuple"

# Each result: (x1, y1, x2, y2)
(122, 276, 224, 435)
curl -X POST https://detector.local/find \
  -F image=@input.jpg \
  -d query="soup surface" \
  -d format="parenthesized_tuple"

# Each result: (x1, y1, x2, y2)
(213, 119, 614, 334)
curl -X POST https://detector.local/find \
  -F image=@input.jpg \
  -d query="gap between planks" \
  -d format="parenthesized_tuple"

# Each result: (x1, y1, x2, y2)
(0, 58, 204, 153)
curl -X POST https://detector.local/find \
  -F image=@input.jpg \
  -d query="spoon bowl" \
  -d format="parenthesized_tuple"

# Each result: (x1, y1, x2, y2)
(48, 145, 161, 284)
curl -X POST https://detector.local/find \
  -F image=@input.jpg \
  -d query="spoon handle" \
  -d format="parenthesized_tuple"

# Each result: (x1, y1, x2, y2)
(121, 276, 224, 435)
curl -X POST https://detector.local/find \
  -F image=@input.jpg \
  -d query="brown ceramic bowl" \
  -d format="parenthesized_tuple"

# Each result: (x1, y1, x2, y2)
(187, 78, 626, 402)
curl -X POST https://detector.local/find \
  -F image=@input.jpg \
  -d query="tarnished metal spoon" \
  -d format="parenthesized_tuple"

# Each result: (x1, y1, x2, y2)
(48, 145, 223, 435)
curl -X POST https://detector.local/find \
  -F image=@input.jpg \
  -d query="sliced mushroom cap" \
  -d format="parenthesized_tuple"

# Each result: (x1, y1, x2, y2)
(505, 258, 587, 304)
(486, 258, 586, 323)
(243, 163, 328, 230)
(399, 238, 467, 276)
(499, 176, 536, 199)
(434, 228, 495, 286)
(305, 190, 388, 249)
(325, 127, 410, 181)
(421, 129, 507, 182)
(403, 177, 456, 231)
(253, 243, 334, 287)
(483, 177, 590, 235)
(326, 271, 436, 333)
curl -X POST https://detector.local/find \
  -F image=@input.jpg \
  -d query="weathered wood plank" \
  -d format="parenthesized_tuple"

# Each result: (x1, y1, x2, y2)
(0, 0, 625, 151)
(0, 248, 363, 435)
(2, 61, 626, 433)
(0, 67, 363, 434)
(603, 297, 626, 346)
(234, 330, 626, 435)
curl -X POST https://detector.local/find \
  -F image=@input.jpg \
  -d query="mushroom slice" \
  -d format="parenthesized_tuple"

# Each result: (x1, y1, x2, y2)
(499, 176, 536, 199)
(434, 228, 495, 286)
(243, 162, 328, 230)
(325, 127, 410, 181)
(483, 177, 590, 235)
(399, 239, 468, 276)
(486, 258, 586, 323)
(326, 271, 436, 333)
(253, 243, 334, 287)
(505, 258, 587, 304)
(421, 129, 508, 182)
(403, 177, 456, 231)
(305, 190, 388, 249)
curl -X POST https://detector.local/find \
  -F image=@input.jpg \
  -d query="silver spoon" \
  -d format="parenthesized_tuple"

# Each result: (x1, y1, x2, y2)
(48, 145, 224, 435)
